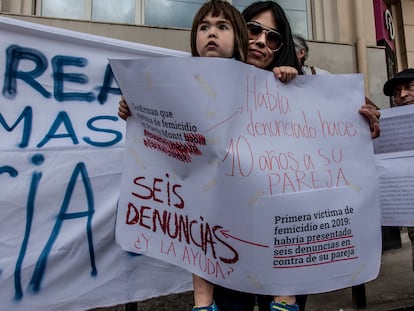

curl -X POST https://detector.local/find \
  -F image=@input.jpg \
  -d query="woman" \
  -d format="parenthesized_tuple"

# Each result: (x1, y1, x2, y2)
(213, 2, 379, 311)
(240, 1, 379, 140)
(213, 2, 303, 311)
(244, 1, 301, 79)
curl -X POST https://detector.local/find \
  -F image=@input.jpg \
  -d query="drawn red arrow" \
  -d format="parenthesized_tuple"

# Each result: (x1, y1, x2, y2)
(220, 229, 269, 248)
(205, 107, 243, 133)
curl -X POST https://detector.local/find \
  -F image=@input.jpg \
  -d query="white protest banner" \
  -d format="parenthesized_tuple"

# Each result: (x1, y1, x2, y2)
(0, 17, 192, 311)
(110, 57, 382, 295)
(374, 104, 414, 226)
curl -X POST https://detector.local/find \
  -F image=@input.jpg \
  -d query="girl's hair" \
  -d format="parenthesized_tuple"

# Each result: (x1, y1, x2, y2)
(191, 0, 248, 62)
(242, 1, 302, 73)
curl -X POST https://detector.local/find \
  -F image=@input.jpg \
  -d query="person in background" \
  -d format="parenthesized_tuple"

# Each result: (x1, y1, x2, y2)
(290, 33, 380, 139)
(383, 67, 414, 266)
(293, 34, 329, 75)
(383, 68, 414, 106)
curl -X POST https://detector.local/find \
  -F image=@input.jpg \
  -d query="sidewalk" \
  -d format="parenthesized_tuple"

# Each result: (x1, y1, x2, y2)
(94, 231, 414, 311)
(305, 230, 414, 311)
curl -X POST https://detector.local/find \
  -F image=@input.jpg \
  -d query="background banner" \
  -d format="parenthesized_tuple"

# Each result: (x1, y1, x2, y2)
(374, 105, 414, 226)
(0, 17, 192, 311)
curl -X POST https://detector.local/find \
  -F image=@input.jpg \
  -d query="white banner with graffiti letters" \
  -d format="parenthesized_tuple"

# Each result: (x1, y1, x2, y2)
(110, 57, 382, 295)
(0, 17, 193, 311)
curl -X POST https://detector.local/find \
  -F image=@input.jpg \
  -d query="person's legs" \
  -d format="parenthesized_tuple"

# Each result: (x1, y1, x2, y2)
(192, 274, 217, 311)
(257, 294, 273, 310)
(295, 295, 308, 311)
(257, 295, 298, 311)
(270, 296, 299, 311)
(213, 285, 255, 311)
(407, 227, 414, 271)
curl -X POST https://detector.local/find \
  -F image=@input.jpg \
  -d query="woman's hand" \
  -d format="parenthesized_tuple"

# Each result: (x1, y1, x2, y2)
(272, 66, 298, 82)
(118, 96, 132, 120)
(359, 102, 380, 139)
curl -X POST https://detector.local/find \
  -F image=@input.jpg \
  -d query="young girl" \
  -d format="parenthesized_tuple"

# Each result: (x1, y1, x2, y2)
(189, 3, 249, 311)
(119, 1, 248, 310)
(118, 0, 248, 121)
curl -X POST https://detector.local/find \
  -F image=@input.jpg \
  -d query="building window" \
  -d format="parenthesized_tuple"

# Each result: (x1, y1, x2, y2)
(144, 0, 205, 28)
(37, 0, 139, 24)
(40, 0, 86, 20)
(36, 0, 309, 37)
(92, 0, 135, 23)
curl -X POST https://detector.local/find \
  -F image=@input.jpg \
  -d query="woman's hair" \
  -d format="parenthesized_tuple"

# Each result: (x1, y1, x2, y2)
(293, 34, 309, 66)
(191, 0, 248, 62)
(242, 1, 302, 73)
